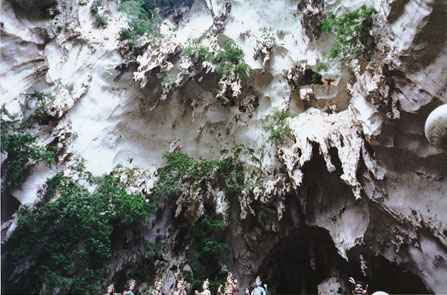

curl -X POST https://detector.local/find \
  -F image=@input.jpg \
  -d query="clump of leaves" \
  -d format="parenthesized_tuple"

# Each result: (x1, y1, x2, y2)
(151, 151, 214, 201)
(151, 150, 245, 203)
(215, 40, 244, 64)
(314, 62, 329, 73)
(95, 14, 108, 27)
(215, 40, 249, 80)
(4, 173, 152, 294)
(139, 149, 243, 292)
(0, 129, 55, 193)
(141, 0, 185, 12)
(184, 39, 249, 80)
(143, 240, 164, 260)
(320, 5, 376, 60)
(189, 216, 229, 293)
(25, 91, 56, 125)
(264, 110, 293, 144)
(118, 0, 161, 46)
(184, 40, 214, 62)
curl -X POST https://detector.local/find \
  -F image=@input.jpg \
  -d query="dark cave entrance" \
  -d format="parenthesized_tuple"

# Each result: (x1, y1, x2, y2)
(257, 227, 432, 295)
(367, 256, 431, 294)
(1, 193, 20, 222)
(258, 227, 341, 295)
(346, 248, 432, 294)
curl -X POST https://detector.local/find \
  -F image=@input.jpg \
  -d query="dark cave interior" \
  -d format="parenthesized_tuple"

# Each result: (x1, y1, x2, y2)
(258, 227, 341, 295)
(346, 247, 431, 294)
(257, 227, 431, 295)
(1, 193, 20, 222)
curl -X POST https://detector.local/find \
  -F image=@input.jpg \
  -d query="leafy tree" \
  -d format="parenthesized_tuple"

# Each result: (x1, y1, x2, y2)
(1, 130, 55, 193)
(189, 216, 229, 293)
(321, 6, 376, 60)
(4, 174, 152, 295)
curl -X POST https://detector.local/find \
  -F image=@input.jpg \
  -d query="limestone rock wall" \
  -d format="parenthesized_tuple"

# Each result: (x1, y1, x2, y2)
(1, 0, 446, 293)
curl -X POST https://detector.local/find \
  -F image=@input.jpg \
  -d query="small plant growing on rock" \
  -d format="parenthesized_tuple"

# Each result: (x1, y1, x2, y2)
(321, 5, 376, 60)
(184, 39, 249, 80)
(314, 62, 329, 73)
(183, 39, 250, 101)
(151, 151, 222, 202)
(264, 110, 293, 144)
(151, 150, 244, 203)
(25, 91, 56, 124)
(215, 40, 249, 80)
(184, 40, 214, 63)
(94, 14, 109, 28)
(0, 127, 55, 193)
(119, 0, 161, 45)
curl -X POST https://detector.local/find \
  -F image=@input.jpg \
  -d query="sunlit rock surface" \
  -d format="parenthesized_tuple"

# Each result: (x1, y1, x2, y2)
(1, 0, 447, 294)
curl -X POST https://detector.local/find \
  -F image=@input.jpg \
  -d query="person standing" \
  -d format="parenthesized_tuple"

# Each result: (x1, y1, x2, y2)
(123, 279, 137, 295)
(250, 277, 266, 295)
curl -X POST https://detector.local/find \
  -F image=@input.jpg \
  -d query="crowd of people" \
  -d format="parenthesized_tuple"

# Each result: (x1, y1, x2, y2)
(105, 274, 389, 295)
(349, 277, 389, 295)
(106, 279, 137, 295)
(104, 273, 266, 295)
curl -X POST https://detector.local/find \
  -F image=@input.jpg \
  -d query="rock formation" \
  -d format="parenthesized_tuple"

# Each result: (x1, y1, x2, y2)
(1, 0, 446, 294)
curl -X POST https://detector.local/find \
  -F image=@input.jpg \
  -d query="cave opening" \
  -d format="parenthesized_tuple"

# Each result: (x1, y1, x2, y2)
(1, 193, 20, 222)
(346, 248, 432, 294)
(258, 226, 341, 295)
(257, 226, 432, 295)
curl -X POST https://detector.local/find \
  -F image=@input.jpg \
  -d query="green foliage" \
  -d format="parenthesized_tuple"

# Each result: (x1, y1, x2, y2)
(118, 0, 161, 45)
(320, 15, 335, 33)
(264, 110, 293, 144)
(4, 173, 152, 294)
(25, 91, 56, 125)
(184, 40, 214, 62)
(215, 40, 249, 80)
(0, 130, 55, 192)
(314, 62, 329, 73)
(151, 151, 214, 201)
(140, 0, 180, 11)
(215, 40, 244, 64)
(143, 240, 163, 260)
(151, 150, 244, 292)
(212, 151, 245, 198)
(96, 175, 153, 224)
(1, 93, 56, 192)
(151, 150, 244, 203)
(189, 216, 229, 293)
(192, 217, 227, 257)
(184, 39, 249, 80)
(95, 14, 109, 28)
(321, 5, 376, 60)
